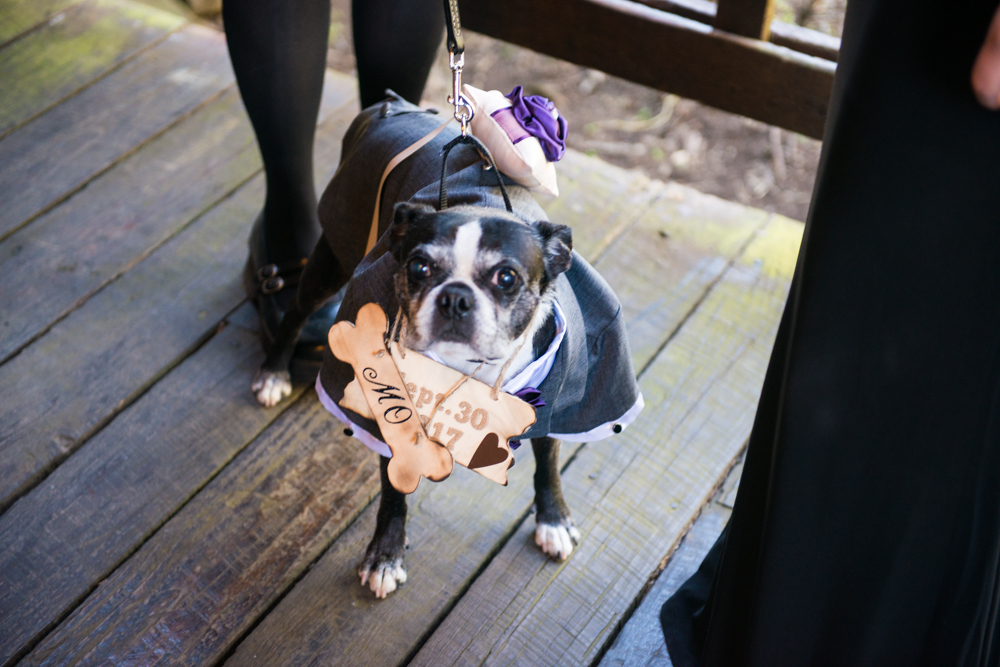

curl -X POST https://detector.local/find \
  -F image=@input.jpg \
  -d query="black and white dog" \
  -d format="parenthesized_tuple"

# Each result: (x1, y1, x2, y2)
(251, 94, 642, 598)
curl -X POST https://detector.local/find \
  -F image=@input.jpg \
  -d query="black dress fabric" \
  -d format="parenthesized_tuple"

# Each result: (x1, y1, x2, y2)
(661, 0, 1000, 664)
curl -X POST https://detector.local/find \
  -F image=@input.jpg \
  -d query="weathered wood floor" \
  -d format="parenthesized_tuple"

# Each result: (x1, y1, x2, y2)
(0, 1, 803, 665)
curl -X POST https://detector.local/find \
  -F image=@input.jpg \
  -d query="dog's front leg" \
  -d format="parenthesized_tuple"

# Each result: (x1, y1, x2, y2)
(253, 235, 349, 406)
(531, 436, 581, 560)
(359, 455, 409, 598)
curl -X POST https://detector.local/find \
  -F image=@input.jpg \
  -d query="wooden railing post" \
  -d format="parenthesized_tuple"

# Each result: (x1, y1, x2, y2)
(714, 0, 775, 39)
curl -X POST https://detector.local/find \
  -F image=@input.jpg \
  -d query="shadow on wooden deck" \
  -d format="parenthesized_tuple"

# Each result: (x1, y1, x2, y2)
(0, 1, 801, 665)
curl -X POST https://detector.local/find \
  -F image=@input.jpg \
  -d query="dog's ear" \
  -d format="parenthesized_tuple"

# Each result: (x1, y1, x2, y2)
(533, 220, 573, 279)
(388, 202, 435, 258)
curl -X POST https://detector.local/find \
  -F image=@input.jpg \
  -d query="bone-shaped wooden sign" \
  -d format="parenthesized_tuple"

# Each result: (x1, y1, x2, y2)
(328, 303, 453, 493)
(331, 303, 537, 490)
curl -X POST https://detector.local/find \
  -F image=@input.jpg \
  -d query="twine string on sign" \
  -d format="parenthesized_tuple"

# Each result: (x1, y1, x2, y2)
(389, 306, 407, 359)
(424, 360, 485, 430)
(491, 332, 530, 401)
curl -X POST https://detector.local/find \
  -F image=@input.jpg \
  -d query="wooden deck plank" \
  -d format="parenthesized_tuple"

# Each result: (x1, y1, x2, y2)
(596, 464, 737, 667)
(11, 149, 674, 667)
(0, 0, 82, 49)
(0, 88, 258, 365)
(538, 150, 663, 262)
(22, 393, 382, 667)
(221, 190, 771, 667)
(407, 215, 801, 667)
(0, 68, 355, 368)
(598, 504, 729, 667)
(224, 449, 585, 667)
(0, 311, 299, 667)
(0, 23, 234, 241)
(0, 144, 255, 513)
(0, 0, 185, 137)
(593, 182, 769, 371)
(0, 77, 357, 514)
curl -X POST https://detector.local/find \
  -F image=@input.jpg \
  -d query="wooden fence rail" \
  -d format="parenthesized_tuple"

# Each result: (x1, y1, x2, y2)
(462, 0, 838, 139)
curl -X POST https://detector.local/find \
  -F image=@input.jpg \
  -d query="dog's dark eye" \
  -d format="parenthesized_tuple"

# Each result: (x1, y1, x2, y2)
(408, 258, 432, 281)
(492, 267, 519, 291)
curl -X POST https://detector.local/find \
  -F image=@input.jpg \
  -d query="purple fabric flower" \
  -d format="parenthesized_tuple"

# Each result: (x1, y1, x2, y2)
(505, 86, 568, 162)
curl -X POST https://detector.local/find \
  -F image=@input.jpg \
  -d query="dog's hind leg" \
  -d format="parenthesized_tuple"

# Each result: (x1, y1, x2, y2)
(531, 436, 581, 560)
(359, 455, 409, 598)
(253, 235, 350, 406)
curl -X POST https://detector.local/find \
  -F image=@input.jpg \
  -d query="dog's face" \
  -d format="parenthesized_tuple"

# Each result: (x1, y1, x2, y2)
(388, 203, 572, 369)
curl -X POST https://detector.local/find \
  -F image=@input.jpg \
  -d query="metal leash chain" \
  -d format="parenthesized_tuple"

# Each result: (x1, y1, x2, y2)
(443, 0, 473, 135)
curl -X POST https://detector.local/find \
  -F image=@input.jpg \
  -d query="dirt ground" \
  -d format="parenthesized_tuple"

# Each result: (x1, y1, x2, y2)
(323, 0, 846, 223)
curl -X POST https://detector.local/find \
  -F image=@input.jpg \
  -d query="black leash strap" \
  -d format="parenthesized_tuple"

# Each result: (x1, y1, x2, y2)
(443, 0, 464, 55)
(439, 134, 514, 214)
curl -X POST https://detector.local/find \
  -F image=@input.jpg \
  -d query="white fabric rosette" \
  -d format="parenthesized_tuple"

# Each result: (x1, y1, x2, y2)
(464, 84, 561, 197)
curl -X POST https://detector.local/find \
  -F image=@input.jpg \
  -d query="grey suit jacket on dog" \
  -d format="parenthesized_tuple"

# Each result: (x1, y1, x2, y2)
(317, 94, 642, 448)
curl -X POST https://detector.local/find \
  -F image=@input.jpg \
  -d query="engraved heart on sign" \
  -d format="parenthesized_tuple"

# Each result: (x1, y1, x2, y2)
(468, 433, 508, 470)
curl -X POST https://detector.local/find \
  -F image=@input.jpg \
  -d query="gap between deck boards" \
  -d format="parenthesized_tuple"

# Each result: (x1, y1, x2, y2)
(591, 446, 745, 667)
(0, 0, 86, 49)
(596, 458, 740, 667)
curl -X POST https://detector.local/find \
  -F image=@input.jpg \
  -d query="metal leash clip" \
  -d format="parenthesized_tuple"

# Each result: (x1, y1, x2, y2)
(448, 50, 474, 136)
(443, 0, 473, 135)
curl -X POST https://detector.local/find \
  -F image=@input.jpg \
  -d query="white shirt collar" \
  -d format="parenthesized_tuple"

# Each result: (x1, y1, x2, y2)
(500, 300, 566, 394)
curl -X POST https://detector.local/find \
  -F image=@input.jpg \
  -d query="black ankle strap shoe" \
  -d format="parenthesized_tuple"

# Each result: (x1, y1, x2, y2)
(243, 214, 340, 380)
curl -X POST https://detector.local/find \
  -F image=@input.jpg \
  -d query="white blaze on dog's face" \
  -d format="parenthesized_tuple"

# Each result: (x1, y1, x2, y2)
(389, 203, 572, 378)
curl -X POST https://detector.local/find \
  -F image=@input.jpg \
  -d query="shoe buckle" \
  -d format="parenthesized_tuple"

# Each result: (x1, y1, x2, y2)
(261, 276, 285, 295)
(257, 264, 279, 281)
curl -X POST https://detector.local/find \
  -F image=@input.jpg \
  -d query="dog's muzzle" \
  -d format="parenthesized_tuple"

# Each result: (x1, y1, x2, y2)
(432, 282, 478, 342)
(436, 283, 475, 321)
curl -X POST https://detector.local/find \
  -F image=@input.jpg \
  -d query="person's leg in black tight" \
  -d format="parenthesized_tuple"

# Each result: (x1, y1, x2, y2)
(223, 0, 330, 268)
(352, 0, 445, 109)
(222, 0, 443, 362)
(223, 0, 444, 267)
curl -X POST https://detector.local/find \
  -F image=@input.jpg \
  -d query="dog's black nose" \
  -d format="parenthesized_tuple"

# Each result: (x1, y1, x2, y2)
(437, 283, 475, 320)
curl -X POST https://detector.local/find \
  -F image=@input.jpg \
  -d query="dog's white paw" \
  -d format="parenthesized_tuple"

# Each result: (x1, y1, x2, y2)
(359, 558, 407, 599)
(252, 370, 292, 407)
(535, 521, 581, 561)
